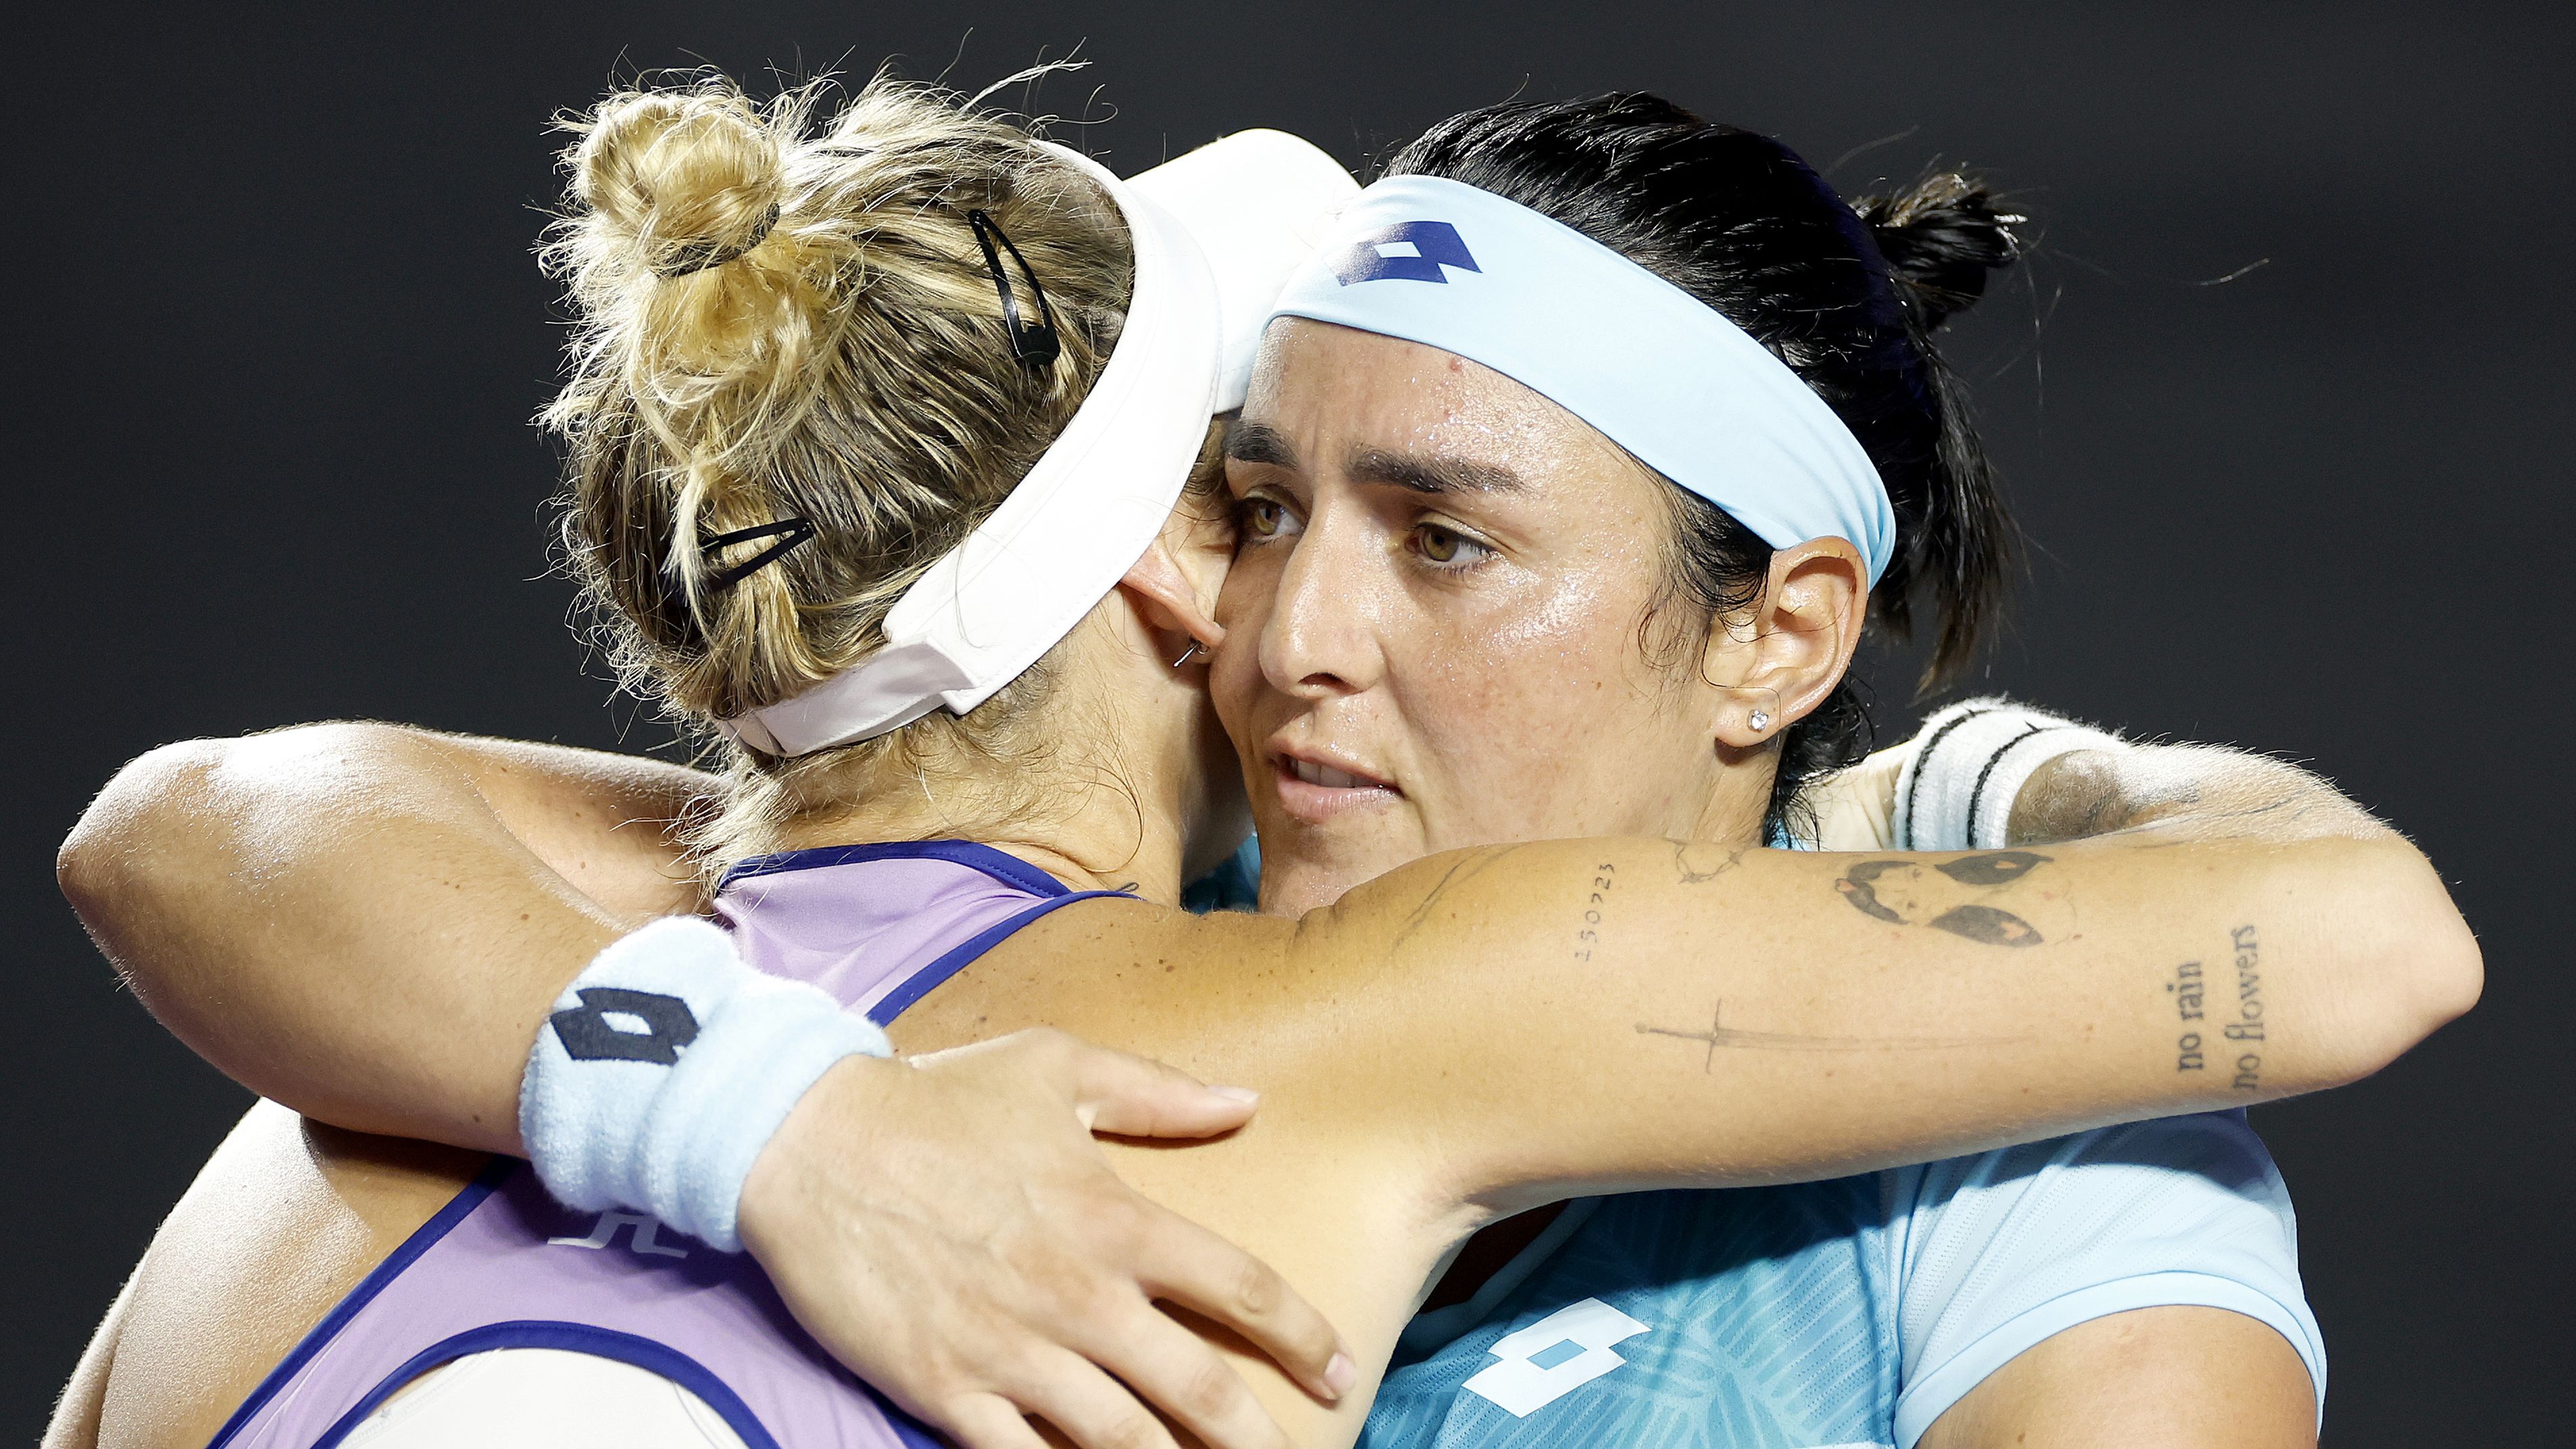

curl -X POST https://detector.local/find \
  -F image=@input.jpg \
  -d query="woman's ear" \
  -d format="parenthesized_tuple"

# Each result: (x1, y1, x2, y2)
(1115, 424, 1236, 667)
(1705, 537, 1867, 749)
(1117, 536, 1226, 661)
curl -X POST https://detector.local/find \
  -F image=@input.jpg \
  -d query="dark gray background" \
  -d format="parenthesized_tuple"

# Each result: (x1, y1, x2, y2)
(10, 3, 2569, 1442)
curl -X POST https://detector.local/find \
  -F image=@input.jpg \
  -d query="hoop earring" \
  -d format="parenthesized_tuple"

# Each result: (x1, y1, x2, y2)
(1171, 642, 1204, 669)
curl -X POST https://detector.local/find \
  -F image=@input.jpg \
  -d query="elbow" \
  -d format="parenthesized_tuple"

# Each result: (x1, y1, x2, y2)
(2403, 891, 2484, 1044)
(58, 721, 419, 962)
(58, 736, 232, 944)
(2312, 840, 2483, 1086)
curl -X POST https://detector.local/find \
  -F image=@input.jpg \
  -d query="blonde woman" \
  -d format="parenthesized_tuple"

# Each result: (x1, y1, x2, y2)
(57, 74, 2473, 1449)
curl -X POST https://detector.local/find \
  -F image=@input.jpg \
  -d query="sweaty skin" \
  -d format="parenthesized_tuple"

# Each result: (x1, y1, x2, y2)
(58, 717, 2474, 1449)
(1211, 320, 2362, 1446)
(57, 330, 2471, 1449)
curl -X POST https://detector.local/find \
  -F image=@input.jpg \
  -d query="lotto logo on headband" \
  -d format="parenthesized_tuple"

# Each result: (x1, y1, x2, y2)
(1332, 220, 1482, 286)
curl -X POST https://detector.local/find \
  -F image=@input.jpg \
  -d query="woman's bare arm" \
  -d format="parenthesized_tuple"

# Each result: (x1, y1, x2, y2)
(58, 722, 699, 1150)
(58, 724, 1354, 1449)
(934, 819, 2475, 1211)
(63, 721, 2475, 1210)
(59, 723, 2473, 1449)
(870, 777, 2471, 1447)
(2009, 742, 2390, 848)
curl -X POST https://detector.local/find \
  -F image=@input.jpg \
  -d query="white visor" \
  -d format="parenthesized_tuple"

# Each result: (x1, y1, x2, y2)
(719, 133, 1358, 758)
(1130, 129, 1364, 410)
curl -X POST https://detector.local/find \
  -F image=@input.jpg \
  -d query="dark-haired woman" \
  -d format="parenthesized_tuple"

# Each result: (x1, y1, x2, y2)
(56, 80, 2466, 1449)
(1229, 96, 2339, 1449)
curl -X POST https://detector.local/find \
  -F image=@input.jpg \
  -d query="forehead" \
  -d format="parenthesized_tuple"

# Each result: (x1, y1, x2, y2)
(1242, 318, 1642, 484)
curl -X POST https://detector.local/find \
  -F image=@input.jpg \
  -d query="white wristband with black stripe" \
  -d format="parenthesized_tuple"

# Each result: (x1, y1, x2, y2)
(517, 915, 891, 1252)
(1892, 698, 2125, 852)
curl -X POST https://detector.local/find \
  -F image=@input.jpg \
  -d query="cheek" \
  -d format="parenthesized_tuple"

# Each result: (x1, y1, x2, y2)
(1395, 569, 1666, 809)
(1210, 555, 1277, 746)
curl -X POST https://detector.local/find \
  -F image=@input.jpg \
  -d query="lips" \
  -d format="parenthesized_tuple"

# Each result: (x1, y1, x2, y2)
(1267, 746, 1399, 824)
(1286, 757, 1378, 789)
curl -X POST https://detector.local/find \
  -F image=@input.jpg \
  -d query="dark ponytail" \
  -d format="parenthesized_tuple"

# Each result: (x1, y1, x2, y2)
(1382, 95, 2023, 838)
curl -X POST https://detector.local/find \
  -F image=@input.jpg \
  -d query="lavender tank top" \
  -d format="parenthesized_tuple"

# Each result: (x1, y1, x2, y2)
(209, 841, 1126, 1449)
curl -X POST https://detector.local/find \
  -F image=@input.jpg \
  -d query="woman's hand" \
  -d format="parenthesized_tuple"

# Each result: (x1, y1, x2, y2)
(740, 1031, 1354, 1449)
(63, 722, 1351, 1449)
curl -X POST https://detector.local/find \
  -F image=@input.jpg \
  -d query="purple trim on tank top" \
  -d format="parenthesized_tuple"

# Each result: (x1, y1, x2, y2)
(204, 1157, 517, 1449)
(205, 842, 1134, 1449)
(720, 840, 1070, 899)
(866, 890, 1128, 1025)
(256, 1182, 960, 1449)
(306, 1323, 786, 1449)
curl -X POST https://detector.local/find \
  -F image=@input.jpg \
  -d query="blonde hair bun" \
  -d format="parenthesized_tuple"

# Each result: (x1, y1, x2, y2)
(572, 84, 787, 282)
(541, 69, 1139, 864)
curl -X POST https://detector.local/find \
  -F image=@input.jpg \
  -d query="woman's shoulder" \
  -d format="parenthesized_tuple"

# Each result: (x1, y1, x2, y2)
(94, 1100, 488, 1449)
(887, 892, 1289, 1052)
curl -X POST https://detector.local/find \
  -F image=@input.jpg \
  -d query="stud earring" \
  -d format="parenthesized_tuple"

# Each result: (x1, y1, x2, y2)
(1171, 642, 1204, 668)
(1748, 709, 1772, 733)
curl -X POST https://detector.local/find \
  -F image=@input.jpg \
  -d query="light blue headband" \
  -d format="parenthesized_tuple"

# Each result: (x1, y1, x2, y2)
(1269, 174, 1896, 584)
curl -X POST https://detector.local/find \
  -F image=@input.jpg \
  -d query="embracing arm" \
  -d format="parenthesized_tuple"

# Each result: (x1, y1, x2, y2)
(1004, 816, 2478, 1209)
(57, 721, 701, 1150)
(2010, 739, 2389, 848)
(61, 721, 2469, 1446)
(880, 776, 2469, 1446)
(57, 723, 1353, 1449)
(1821, 723, 2369, 1448)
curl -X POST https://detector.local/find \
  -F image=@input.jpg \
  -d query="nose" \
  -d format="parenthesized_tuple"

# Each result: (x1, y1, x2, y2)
(1259, 501, 1386, 702)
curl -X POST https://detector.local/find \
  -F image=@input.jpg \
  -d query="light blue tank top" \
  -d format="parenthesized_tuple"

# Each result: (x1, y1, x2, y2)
(1361, 1113, 2324, 1449)
(1236, 819, 2333, 1449)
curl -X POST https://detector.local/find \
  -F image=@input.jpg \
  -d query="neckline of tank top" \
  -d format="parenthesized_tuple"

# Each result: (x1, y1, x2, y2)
(717, 838, 1076, 898)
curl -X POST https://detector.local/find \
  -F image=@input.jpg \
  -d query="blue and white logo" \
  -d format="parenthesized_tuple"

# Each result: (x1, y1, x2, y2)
(1332, 220, 1482, 286)
(1461, 1296, 1651, 1417)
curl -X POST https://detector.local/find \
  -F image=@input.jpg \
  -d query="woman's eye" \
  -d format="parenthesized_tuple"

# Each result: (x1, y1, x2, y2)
(1235, 495, 1300, 543)
(1413, 524, 1486, 567)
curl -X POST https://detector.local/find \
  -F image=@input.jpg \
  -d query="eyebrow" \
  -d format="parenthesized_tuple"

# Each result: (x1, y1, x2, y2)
(1224, 423, 1529, 497)
(1346, 448, 1527, 496)
(1224, 421, 1301, 470)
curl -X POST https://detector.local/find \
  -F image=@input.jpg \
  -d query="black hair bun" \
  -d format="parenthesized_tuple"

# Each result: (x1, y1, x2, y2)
(1854, 173, 2024, 328)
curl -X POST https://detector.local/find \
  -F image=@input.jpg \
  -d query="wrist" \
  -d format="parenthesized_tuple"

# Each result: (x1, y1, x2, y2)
(735, 1052, 915, 1259)
(518, 915, 891, 1250)
(1892, 697, 2124, 852)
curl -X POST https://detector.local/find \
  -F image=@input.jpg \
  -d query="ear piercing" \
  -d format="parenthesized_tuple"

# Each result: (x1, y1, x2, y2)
(1171, 642, 1204, 668)
(1748, 709, 1772, 733)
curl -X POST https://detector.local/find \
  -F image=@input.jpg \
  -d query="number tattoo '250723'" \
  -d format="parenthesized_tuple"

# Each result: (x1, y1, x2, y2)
(1575, 861, 1615, 962)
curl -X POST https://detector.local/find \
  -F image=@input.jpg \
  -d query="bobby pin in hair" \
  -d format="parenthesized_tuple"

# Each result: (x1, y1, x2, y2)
(965, 209, 1063, 370)
(696, 517, 816, 594)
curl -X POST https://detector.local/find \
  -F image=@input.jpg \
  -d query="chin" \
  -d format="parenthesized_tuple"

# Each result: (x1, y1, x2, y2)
(1253, 818, 1419, 917)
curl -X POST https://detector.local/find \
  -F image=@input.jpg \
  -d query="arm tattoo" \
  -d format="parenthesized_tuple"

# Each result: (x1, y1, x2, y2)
(1834, 851, 2051, 946)
(1925, 905, 2046, 946)
(1578, 844, 1742, 964)
(1671, 840, 1745, 885)
(2169, 957, 2207, 1071)
(2166, 923, 2263, 1082)
(1393, 844, 1522, 949)
(2225, 923, 2264, 1090)
(1638, 1000, 2019, 1071)
(1574, 860, 1616, 963)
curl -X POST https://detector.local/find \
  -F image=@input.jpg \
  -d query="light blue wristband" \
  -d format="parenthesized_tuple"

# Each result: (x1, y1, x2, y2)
(517, 916, 891, 1251)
